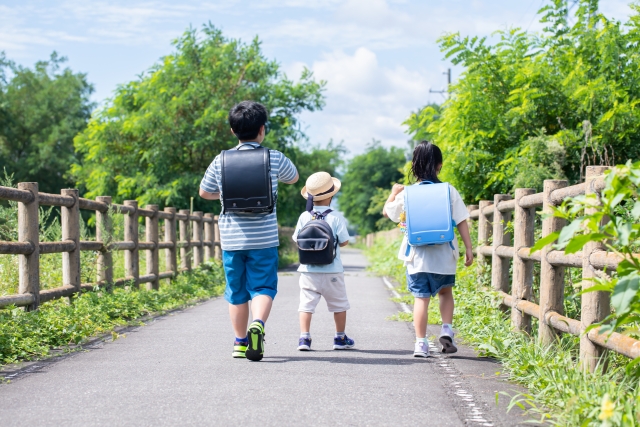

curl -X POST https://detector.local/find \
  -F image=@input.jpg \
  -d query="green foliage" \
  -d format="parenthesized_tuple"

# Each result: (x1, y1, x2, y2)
(364, 236, 640, 425)
(0, 262, 225, 366)
(277, 141, 345, 227)
(403, 103, 442, 143)
(407, 0, 640, 202)
(0, 52, 94, 194)
(72, 25, 325, 217)
(547, 161, 640, 340)
(339, 141, 406, 235)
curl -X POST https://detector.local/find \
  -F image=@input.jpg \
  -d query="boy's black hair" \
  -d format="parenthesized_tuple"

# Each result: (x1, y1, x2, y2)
(228, 101, 268, 141)
(411, 141, 443, 183)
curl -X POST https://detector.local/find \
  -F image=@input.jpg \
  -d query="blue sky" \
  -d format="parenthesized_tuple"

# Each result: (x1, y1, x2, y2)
(1, 0, 635, 155)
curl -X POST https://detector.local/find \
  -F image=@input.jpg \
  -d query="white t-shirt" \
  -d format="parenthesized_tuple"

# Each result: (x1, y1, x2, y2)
(292, 206, 351, 273)
(384, 184, 470, 275)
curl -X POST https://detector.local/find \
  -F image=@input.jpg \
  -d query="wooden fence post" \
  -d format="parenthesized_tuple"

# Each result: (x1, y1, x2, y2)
(511, 188, 535, 333)
(179, 209, 191, 271)
(204, 213, 213, 262)
(192, 211, 203, 268)
(580, 165, 612, 371)
(539, 179, 568, 345)
(61, 189, 81, 294)
(164, 207, 177, 277)
(467, 205, 478, 228)
(492, 194, 512, 294)
(214, 215, 222, 260)
(146, 204, 159, 290)
(124, 200, 139, 288)
(96, 196, 113, 289)
(477, 200, 493, 284)
(18, 182, 40, 310)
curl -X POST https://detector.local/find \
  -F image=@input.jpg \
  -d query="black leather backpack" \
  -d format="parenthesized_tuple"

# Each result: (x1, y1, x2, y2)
(296, 210, 338, 265)
(220, 145, 274, 214)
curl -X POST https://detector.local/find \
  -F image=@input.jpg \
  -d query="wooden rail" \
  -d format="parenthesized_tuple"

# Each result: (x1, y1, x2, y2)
(466, 166, 640, 371)
(0, 182, 222, 311)
(366, 165, 639, 372)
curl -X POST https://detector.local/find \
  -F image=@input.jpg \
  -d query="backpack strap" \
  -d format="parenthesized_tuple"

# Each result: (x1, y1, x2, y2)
(309, 209, 339, 248)
(310, 209, 332, 220)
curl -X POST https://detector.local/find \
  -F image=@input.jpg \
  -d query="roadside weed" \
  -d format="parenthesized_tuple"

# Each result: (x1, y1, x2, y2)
(365, 237, 640, 426)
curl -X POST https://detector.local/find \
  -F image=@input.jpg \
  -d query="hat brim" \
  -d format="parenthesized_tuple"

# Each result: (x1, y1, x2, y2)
(301, 177, 341, 200)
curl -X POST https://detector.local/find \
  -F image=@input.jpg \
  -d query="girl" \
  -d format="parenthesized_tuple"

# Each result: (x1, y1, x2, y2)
(384, 141, 473, 357)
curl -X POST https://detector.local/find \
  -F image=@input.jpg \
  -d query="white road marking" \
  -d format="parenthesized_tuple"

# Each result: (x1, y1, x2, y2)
(383, 276, 495, 427)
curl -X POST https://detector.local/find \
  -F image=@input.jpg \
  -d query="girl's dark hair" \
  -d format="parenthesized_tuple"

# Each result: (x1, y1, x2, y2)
(411, 141, 443, 183)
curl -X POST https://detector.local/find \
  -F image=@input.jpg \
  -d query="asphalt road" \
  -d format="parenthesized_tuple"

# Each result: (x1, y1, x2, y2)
(0, 249, 526, 426)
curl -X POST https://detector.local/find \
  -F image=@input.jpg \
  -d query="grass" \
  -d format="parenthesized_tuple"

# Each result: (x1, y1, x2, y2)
(365, 236, 640, 426)
(0, 261, 225, 368)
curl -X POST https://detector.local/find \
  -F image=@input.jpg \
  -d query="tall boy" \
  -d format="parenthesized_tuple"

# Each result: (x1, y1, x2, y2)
(292, 172, 353, 351)
(199, 101, 299, 361)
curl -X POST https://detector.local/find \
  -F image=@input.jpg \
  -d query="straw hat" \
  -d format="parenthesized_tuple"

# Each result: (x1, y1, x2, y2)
(301, 172, 341, 201)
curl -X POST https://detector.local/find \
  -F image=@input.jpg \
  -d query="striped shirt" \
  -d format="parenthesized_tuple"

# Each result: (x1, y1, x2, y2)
(200, 142, 298, 251)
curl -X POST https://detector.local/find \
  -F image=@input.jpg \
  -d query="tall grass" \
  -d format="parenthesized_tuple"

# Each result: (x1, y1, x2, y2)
(365, 237, 640, 426)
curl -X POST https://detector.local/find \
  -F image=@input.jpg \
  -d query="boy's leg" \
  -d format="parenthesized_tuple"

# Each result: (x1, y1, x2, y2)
(300, 311, 313, 333)
(229, 302, 250, 338)
(250, 294, 273, 323)
(222, 249, 251, 358)
(244, 247, 279, 361)
(298, 274, 321, 351)
(333, 311, 346, 332)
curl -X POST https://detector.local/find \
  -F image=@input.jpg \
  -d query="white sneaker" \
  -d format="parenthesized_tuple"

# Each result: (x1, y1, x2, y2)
(413, 340, 430, 358)
(439, 325, 458, 354)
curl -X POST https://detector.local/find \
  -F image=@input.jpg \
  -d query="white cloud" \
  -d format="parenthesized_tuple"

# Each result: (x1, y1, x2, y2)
(289, 47, 434, 154)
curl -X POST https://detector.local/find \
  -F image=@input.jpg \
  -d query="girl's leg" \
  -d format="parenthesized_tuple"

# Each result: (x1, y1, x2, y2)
(333, 311, 347, 332)
(299, 312, 313, 333)
(438, 287, 454, 325)
(413, 297, 430, 338)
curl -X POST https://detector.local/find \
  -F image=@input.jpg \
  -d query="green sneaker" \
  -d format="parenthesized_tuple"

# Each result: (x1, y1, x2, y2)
(246, 321, 265, 361)
(232, 340, 247, 358)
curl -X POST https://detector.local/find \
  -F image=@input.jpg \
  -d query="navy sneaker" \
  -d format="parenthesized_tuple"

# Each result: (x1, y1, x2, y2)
(297, 336, 312, 351)
(333, 335, 355, 350)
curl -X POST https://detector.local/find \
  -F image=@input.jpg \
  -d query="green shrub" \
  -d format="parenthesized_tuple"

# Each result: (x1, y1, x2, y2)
(365, 237, 640, 426)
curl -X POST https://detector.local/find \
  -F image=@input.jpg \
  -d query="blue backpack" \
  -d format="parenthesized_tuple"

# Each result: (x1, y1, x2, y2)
(404, 181, 456, 256)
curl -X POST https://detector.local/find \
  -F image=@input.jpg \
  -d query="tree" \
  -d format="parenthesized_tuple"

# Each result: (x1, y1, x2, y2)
(0, 52, 94, 194)
(339, 141, 406, 235)
(277, 141, 346, 227)
(72, 25, 325, 217)
(407, 0, 640, 202)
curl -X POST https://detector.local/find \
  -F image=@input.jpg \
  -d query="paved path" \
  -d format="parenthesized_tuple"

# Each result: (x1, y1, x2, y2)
(0, 249, 525, 426)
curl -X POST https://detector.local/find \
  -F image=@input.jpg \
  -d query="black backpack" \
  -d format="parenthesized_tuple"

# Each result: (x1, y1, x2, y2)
(296, 210, 338, 265)
(220, 145, 274, 214)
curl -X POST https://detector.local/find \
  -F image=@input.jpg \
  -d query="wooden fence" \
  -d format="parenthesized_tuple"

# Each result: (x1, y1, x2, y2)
(0, 182, 223, 311)
(367, 166, 640, 371)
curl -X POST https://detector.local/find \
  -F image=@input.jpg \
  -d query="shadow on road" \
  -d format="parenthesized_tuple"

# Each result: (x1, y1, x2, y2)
(261, 355, 430, 365)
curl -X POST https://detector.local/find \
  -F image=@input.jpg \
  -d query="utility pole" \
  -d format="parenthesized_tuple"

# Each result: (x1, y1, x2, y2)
(429, 68, 451, 98)
(564, 0, 596, 24)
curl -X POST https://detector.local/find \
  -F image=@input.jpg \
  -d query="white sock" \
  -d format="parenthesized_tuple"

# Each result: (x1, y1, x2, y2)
(335, 332, 346, 338)
(416, 337, 427, 343)
(442, 323, 453, 329)
(300, 332, 311, 339)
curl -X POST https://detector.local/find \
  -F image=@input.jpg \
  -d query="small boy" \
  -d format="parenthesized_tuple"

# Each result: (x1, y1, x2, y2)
(292, 172, 353, 351)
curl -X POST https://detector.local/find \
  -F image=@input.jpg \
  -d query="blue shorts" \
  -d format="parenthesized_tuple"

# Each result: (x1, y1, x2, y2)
(222, 247, 279, 305)
(406, 271, 455, 298)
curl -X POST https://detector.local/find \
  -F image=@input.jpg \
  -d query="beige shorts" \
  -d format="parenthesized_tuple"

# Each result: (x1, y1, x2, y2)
(298, 272, 350, 313)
